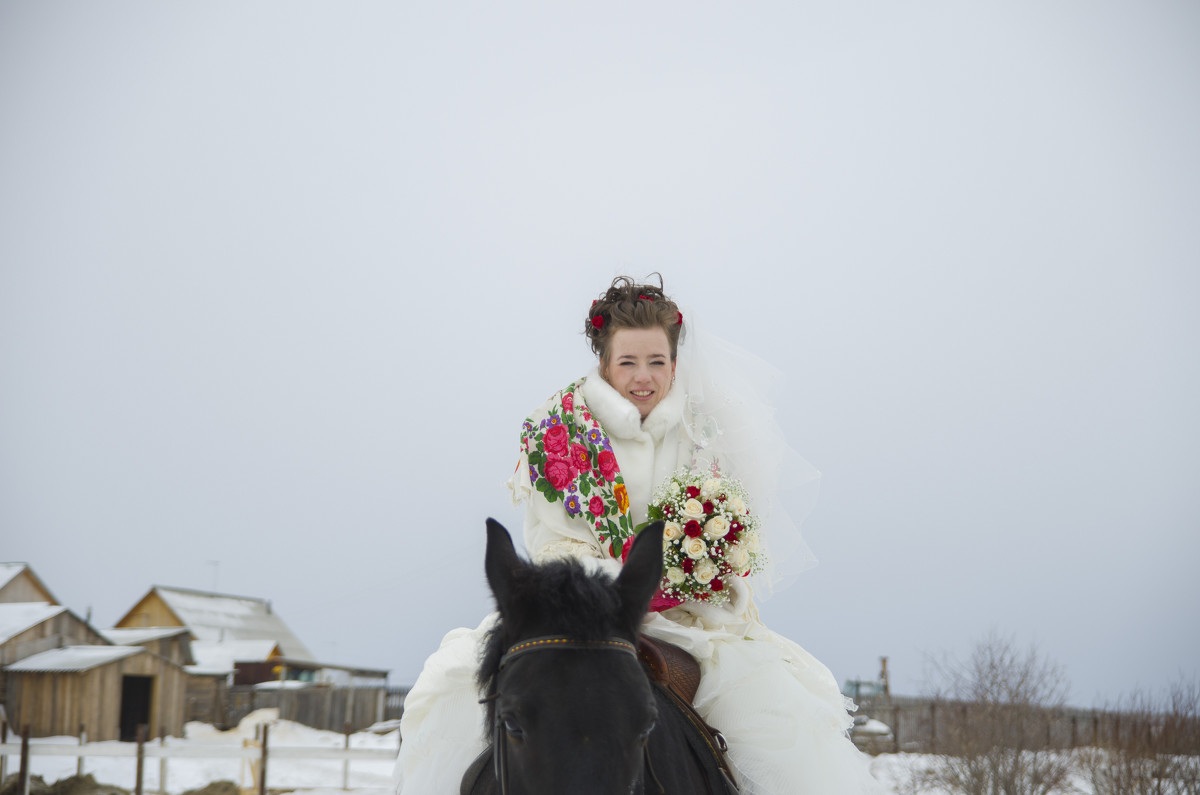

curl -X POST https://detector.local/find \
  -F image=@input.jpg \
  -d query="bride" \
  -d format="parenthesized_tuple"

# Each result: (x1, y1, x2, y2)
(394, 275, 885, 793)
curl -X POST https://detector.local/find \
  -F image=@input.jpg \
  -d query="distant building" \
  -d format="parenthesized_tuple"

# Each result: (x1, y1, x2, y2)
(0, 563, 59, 605)
(0, 563, 187, 740)
(114, 585, 314, 660)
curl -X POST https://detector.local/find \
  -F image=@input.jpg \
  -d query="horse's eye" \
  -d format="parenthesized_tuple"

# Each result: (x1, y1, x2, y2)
(502, 716, 524, 739)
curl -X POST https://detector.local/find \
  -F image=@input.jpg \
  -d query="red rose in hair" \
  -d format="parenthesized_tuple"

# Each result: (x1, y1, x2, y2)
(561, 392, 574, 412)
(686, 486, 701, 499)
(544, 456, 573, 491)
(591, 315, 604, 329)
(588, 495, 605, 517)
(597, 449, 618, 482)
(684, 520, 702, 538)
(544, 424, 569, 456)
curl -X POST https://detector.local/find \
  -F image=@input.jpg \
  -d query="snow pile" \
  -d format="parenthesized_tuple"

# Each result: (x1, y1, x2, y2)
(10, 710, 399, 795)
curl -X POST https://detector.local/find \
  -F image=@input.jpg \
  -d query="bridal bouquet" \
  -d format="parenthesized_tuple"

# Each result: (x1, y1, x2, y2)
(631, 468, 765, 607)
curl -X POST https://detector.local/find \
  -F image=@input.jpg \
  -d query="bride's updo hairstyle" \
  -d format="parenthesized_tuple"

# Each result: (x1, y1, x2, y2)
(585, 274, 685, 369)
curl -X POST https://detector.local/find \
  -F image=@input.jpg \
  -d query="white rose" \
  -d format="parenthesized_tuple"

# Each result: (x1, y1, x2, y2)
(728, 496, 748, 516)
(662, 521, 683, 543)
(742, 530, 761, 554)
(681, 536, 708, 559)
(725, 545, 751, 573)
(703, 516, 729, 540)
(701, 478, 722, 498)
(693, 558, 718, 584)
(666, 567, 686, 585)
(682, 498, 705, 520)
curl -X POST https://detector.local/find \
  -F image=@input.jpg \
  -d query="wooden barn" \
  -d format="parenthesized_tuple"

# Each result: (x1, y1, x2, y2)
(5, 646, 187, 740)
(114, 586, 313, 661)
(0, 563, 59, 605)
(0, 572, 107, 707)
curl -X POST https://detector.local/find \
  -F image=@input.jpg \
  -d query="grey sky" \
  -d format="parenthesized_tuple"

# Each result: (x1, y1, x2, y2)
(1, 1, 1197, 706)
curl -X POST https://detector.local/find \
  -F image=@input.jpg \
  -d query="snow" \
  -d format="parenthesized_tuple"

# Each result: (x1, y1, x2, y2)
(0, 603, 67, 646)
(190, 640, 278, 672)
(100, 628, 190, 646)
(4, 709, 1134, 795)
(8, 710, 399, 795)
(6, 645, 141, 672)
(156, 588, 313, 661)
(0, 564, 28, 592)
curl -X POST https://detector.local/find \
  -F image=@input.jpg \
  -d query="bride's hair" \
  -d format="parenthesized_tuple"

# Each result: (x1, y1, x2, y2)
(585, 273, 685, 364)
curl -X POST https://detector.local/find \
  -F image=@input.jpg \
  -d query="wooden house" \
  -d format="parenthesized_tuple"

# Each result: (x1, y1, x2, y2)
(5, 646, 187, 740)
(114, 586, 313, 660)
(0, 597, 107, 706)
(0, 563, 59, 605)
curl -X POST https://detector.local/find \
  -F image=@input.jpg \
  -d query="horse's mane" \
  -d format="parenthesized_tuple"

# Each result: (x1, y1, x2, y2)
(478, 557, 627, 720)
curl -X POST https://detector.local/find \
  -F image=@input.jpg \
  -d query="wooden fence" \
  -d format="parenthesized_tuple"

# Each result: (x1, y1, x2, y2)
(222, 685, 407, 732)
(854, 696, 1200, 756)
(0, 721, 398, 795)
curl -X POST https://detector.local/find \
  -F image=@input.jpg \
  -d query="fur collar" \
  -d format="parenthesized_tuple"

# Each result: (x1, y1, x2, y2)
(581, 368, 684, 443)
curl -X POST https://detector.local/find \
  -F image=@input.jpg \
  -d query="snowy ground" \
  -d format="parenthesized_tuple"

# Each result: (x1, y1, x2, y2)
(3, 710, 398, 795)
(4, 711, 1119, 795)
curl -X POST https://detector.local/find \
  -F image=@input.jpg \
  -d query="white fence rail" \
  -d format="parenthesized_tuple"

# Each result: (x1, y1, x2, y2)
(0, 724, 399, 795)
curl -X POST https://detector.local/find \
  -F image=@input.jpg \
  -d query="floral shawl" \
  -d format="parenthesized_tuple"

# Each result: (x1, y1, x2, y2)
(520, 380, 636, 560)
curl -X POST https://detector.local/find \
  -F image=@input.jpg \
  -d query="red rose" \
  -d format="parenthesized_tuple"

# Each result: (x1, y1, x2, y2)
(663, 505, 674, 517)
(597, 449, 618, 482)
(620, 536, 635, 561)
(682, 558, 694, 574)
(562, 392, 574, 412)
(703, 500, 714, 514)
(686, 486, 700, 499)
(544, 424, 569, 456)
(544, 455, 573, 491)
(684, 520, 702, 538)
(711, 578, 724, 592)
(588, 495, 605, 517)
(569, 443, 591, 472)
(730, 521, 742, 533)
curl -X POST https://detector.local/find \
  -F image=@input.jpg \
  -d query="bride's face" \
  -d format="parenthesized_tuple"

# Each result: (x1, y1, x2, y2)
(602, 327, 676, 419)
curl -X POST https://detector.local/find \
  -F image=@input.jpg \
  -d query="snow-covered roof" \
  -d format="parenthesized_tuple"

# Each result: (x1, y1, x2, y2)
(154, 586, 313, 661)
(191, 639, 280, 672)
(101, 627, 191, 645)
(0, 564, 26, 591)
(6, 645, 141, 672)
(0, 563, 59, 604)
(0, 602, 68, 646)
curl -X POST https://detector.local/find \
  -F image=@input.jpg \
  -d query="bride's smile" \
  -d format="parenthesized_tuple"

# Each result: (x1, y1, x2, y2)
(602, 327, 677, 419)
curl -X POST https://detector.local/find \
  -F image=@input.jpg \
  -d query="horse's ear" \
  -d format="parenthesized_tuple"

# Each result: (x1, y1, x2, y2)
(615, 522, 664, 633)
(485, 518, 524, 615)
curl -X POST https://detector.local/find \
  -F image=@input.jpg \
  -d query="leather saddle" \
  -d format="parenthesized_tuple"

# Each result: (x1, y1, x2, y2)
(637, 636, 739, 792)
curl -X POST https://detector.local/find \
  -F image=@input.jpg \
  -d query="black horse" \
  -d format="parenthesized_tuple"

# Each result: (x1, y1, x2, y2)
(462, 519, 738, 795)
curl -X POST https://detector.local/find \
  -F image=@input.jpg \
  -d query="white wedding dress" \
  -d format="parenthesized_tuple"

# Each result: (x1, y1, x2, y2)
(393, 367, 885, 794)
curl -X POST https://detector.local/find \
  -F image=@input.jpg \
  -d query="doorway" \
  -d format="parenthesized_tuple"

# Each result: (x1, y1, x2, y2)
(119, 675, 153, 741)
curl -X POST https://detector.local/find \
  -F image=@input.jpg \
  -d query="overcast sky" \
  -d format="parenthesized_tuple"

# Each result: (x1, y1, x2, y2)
(2, 1, 1197, 707)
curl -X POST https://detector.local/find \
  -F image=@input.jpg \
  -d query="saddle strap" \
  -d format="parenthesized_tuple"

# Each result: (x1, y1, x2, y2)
(637, 636, 702, 704)
(637, 637, 739, 792)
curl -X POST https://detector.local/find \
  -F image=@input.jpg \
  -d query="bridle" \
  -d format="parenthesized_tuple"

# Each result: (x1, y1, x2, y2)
(486, 635, 641, 795)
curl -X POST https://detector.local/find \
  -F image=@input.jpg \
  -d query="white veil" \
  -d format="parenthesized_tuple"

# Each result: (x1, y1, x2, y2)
(673, 310, 822, 594)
